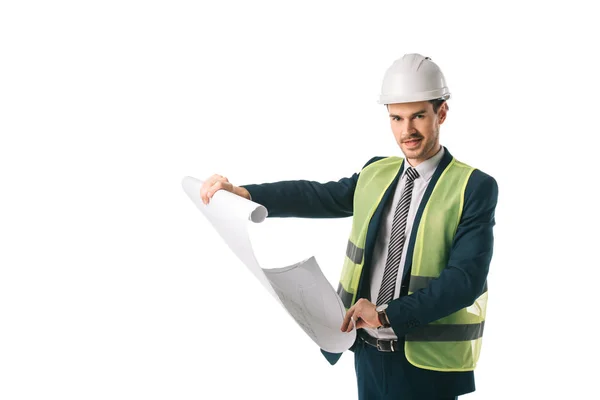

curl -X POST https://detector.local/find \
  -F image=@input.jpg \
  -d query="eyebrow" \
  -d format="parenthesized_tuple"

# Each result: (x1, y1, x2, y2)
(389, 110, 427, 118)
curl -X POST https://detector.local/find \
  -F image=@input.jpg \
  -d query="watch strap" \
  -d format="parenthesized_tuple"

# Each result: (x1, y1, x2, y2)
(377, 309, 391, 328)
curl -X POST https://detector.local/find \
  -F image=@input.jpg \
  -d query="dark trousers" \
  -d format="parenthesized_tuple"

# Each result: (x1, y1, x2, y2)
(354, 338, 469, 400)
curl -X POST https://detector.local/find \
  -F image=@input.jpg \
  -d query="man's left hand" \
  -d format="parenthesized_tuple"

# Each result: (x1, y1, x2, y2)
(341, 298, 381, 332)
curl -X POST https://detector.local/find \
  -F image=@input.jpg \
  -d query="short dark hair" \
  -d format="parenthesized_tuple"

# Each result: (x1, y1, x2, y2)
(429, 98, 448, 113)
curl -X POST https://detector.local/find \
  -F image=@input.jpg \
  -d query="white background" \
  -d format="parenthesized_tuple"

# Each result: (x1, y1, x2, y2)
(1, 1, 599, 399)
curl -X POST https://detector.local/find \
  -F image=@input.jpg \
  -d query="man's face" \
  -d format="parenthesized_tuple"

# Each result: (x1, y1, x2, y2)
(388, 101, 447, 165)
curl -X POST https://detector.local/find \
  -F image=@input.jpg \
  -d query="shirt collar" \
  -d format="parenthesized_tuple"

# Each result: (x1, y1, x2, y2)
(402, 146, 445, 182)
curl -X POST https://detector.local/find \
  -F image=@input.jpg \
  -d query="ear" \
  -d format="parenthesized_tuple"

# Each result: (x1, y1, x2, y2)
(437, 102, 448, 124)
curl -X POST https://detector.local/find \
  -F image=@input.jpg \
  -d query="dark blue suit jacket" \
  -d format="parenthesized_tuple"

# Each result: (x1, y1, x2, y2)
(242, 147, 498, 397)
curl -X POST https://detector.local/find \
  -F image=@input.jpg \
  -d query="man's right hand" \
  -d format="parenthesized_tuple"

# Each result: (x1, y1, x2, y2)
(199, 174, 251, 205)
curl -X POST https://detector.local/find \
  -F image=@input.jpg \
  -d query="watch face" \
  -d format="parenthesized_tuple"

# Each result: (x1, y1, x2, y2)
(376, 304, 388, 312)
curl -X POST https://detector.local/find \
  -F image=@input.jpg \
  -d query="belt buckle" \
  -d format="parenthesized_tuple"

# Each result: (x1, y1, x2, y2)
(376, 339, 395, 352)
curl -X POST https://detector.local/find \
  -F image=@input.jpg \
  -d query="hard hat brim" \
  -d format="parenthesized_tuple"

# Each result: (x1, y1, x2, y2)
(378, 89, 451, 105)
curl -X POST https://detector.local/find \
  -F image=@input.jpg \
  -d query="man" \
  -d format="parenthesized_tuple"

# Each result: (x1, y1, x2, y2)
(200, 53, 498, 400)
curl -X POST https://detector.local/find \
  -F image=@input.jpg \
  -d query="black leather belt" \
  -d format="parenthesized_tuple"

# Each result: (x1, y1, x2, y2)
(358, 329, 400, 352)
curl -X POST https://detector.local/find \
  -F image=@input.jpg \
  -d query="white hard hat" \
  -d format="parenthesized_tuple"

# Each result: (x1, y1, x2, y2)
(378, 53, 451, 104)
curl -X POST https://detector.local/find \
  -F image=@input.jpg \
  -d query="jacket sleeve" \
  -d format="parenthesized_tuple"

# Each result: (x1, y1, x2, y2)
(240, 157, 384, 218)
(385, 170, 499, 336)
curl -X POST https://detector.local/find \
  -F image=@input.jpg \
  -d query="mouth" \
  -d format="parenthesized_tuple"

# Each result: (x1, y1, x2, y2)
(402, 138, 422, 149)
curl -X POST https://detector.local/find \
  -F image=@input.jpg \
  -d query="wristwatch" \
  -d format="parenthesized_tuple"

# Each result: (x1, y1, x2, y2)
(376, 304, 391, 328)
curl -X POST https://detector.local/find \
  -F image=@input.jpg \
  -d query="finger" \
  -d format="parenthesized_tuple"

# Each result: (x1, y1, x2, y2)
(200, 182, 209, 204)
(348, 309, 363, 332)
(202, 176, 229, 204)
(200, 175, 221, 204)
(341, 304, 356, 332)
(341, 310, 352, 332)
(207, 180, 233, 201)
(341, 308, 355, 332)
(355, 319, 367, 330)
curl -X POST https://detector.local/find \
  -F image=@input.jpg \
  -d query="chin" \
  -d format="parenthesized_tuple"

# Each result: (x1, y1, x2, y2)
(401, 146, 421, 157)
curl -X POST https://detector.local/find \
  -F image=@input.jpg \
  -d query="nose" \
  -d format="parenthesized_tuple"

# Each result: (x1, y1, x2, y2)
(402, 119, 417, 136)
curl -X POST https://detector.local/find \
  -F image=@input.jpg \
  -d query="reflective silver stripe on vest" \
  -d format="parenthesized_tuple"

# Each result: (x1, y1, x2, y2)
(405, 321, 485, 342)
(337, 283, 354, 309)
(346, 240, 364, 264)
(409, 276, 489, 294)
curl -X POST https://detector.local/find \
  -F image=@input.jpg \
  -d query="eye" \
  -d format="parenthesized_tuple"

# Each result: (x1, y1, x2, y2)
(392, 116, 402, 121)
(415, 114, 425, 119)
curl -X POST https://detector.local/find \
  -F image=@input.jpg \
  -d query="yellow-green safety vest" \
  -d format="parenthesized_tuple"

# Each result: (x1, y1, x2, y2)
(337, 156, 488, 372)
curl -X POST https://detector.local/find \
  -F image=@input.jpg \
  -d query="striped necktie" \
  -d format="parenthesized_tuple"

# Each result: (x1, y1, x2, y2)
(376, 166, 420, 306)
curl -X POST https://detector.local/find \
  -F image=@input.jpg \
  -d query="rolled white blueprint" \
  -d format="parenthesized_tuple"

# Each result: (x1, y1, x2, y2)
(182, 176, 356, 353)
